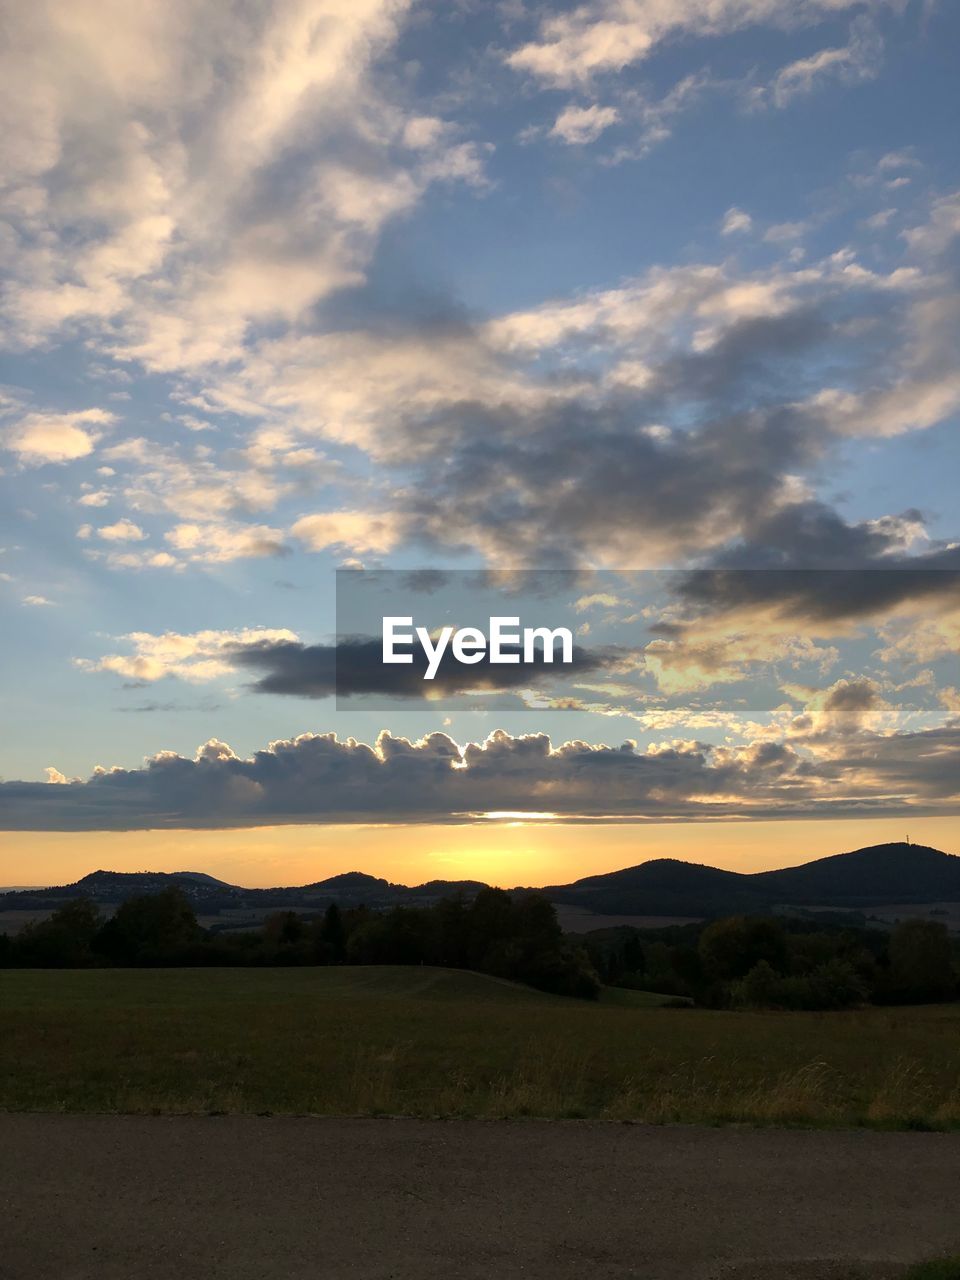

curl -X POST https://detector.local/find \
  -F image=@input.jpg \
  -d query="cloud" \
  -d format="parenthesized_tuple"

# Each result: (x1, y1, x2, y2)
(89, 549, 180, 571)
(863, 208, 896, 231)
(549, 103, 620, 145)
(639, 628, 838, 695)
(902, 192, 960, 256)
(798, 266, 960, 437)
(97, 519, 146, 542)
(763, 16, 884, 108)
(875, 610, 960, 667)
(783, 677, 893, 738)
(0, 720, 957, 830)
(721, 207, 752, 236)
(505, 1, 894, 88)
(178, 237, 950, 572)
(574, 593, 622, 612)
(22, 594, 55, 607)
(164, 522, 288, 563)
(77, 627, 300, 683)
(231, 635, 618, 699)
(88, 430, 333, 566)
(676, 551, 960, 625)
(877, 151, 919, 174)
(764, 221, 808, 244)
(2, 265, 943, 582)
(4, 409, 115, 465)
(0, 0, 487, 366)
(0, 3, 954, 588)
(291, 511, 406, 556)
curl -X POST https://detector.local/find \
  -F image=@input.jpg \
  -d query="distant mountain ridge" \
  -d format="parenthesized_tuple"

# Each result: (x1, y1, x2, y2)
(543, 843, 960, 916)
(2, 843, 958, 918)
(0, 867, 489, 912)
(74, 869, 234, 891)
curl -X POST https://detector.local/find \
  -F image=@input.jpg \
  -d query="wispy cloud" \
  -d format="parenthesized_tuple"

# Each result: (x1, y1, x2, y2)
(759, 16, 884, 108)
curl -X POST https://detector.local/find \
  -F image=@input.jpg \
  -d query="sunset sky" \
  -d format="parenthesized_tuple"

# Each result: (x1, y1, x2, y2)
(1, 0, 958, 888)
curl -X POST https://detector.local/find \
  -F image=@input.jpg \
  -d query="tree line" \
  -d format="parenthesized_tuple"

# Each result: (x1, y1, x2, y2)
(2, 890, 958, 1008)
(585, 913, 960, 1008)
(0, 887, 602, 1000)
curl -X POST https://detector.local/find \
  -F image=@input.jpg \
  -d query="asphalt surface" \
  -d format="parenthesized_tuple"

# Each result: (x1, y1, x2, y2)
(1, 1116, 959, 1279)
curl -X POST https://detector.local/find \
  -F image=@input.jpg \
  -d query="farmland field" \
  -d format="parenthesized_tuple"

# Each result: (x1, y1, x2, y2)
(2, 966, 959, 1127)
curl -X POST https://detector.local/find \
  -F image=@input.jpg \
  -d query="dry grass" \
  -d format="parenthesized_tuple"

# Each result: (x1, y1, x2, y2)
(2, 966, 960, 1128)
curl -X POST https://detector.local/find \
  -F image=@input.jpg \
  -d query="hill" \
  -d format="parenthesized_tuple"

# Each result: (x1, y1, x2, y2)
(544, 843, 960, 916)
(754, 843, 960, 907)
(0, 868, 488, 914)
(1, 841, 957, 919)
(543, 858, 767, 916)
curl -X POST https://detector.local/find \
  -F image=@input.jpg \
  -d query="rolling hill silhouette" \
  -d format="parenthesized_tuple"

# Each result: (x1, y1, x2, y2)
(2, 842, 958, 918)
(544, 843, 960, 915)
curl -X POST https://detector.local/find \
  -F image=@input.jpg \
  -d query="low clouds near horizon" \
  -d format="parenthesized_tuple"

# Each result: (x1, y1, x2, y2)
(2, 707, 959, 831)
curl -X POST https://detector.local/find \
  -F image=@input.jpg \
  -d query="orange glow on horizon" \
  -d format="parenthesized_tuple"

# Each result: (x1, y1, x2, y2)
(2, 815, 958, 890)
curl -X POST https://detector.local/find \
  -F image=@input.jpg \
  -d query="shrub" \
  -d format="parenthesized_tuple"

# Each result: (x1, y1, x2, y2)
(732, 957, 867, 1010)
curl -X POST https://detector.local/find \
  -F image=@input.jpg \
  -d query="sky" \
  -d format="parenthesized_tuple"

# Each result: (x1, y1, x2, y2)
(0, 0, 958, 887)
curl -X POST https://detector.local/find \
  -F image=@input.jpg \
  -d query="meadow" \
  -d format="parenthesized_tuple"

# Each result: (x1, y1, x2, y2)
(2, 966, 960, 1127)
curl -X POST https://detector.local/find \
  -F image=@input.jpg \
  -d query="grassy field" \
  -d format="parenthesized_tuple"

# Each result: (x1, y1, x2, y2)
(2, 966, 960, 1126)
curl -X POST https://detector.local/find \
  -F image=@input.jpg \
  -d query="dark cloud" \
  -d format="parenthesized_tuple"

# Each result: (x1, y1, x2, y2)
(231, 636, 618, 699)
(398, 569, 453, 595)
(651, 308, 834, 407)
(397, 400, 828, 568)
(0, 724, 957, 831)
(705, 500, 938, 568)
(316, 272, 908, 568)
(292, 250, 960, 575)
(676, 536, 960, 622)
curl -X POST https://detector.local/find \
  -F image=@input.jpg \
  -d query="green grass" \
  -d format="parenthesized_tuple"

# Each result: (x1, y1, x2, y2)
(2, 966, 960, 1125)
(901, 1263, 960, 1279)
(597, 985, 693, 1008)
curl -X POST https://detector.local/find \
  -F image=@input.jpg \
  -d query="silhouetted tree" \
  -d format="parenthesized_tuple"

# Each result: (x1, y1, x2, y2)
(261, 911, 310, 963)
(93, 888, 200, 965)
(466, 888, 516, 968)
(432, 894, 470, 968)
(889, 919, 955, 1002)
(621, 933, 645, 977)
(13, 897, 101, 967)
(347, 907, 433, 965)
(314, 902, 347, 964)
(671, 945, 704, 992)
(514, 894, 563, 947)
(699, 916, 789, 982)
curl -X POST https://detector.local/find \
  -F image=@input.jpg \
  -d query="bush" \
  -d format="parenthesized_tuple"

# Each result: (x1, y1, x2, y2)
(732, 957, 868, 1010)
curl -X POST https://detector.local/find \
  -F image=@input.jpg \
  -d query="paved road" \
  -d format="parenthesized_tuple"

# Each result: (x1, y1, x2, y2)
(1, 1116, 959, 1279)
